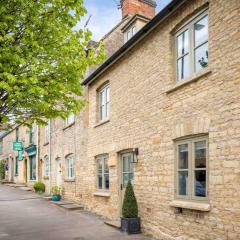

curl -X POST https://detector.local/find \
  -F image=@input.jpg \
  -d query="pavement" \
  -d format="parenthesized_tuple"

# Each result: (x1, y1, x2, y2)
(0, 184, 153, 240)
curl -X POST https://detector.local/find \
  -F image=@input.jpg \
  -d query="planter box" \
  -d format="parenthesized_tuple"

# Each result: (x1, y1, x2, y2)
(121, 217, 141, 234)
(52, 194, 61, 201)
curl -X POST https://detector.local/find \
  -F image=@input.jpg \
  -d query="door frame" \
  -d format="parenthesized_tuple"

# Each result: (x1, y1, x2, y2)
(118, 149, 134, 217)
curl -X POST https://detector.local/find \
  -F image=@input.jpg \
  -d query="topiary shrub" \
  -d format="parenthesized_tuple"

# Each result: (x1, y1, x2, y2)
(33, 182, 45, 193)
(122, 181, 138, 218)
(0, 161, 5, 180)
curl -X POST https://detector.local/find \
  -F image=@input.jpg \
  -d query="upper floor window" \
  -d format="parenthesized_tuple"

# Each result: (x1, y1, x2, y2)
(44, 123, 49, 144)
(44, 155, 49, 177)
(66, 154, 74, 179)
(98, 84, 109, 122)
(176, 10, 208, 81)
(175, 136, 208, 201)
(127, 25, 137, 41)
(96, 155, 109, 191)
(65, 113, 75, 126)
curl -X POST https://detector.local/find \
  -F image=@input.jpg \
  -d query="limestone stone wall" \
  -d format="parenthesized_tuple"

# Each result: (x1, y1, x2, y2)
(83, 0, 240, 239)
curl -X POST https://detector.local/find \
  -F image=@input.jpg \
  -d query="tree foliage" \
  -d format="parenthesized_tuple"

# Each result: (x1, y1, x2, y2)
(122, 181, 138, 218)
(0, 0, 105, 127)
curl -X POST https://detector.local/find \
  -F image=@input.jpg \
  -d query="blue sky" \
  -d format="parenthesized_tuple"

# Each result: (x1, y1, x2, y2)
(76, 0, 172, 40)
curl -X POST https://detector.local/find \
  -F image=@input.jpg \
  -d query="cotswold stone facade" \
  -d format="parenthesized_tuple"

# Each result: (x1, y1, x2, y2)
(80, 0, 240, 239)
(0, 124, 39, 187)
(1, 0, 239, 239)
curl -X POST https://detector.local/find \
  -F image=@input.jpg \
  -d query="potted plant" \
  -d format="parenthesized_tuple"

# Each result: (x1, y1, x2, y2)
(51, 185, 62, 201)
(121, 181, 141, 234)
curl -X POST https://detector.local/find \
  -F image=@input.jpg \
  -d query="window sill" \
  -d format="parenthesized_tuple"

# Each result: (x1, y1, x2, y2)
(94, 119, 110, 128)
(64, 178, 75, 182)
(166, 69, 212, 94)
(93, 191, 110, 198)
(63, 122, 75, 131)
(169, 200, 211, 212)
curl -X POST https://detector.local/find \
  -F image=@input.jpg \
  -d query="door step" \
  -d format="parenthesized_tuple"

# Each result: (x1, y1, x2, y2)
(104, 220, 121, 229)
(51, 201, 72, 206)
(59, 203, 84, 211)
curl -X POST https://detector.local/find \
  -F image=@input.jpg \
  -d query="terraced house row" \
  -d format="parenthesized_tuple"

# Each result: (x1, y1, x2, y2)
(0, 0, 240, 239)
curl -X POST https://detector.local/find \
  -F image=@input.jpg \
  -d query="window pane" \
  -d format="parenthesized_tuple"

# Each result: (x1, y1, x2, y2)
(132, 26, 136, 36)
(98, 175, 103, 189)
(106, 103, 109, 118)
(100, 91, 105, 106)
(104, 159, 109, 173)
(106, 87, 109, 102)
(129, 173, 134, 185)
(195, 15, 208, 47)
(127, 30, 131, 40)
(178, 171, 188, 196)
(195, 170, 206, 197)
(177, 54, 190, 81)
(123, 173, 129, 187)
(195, 141, 206, 168)
(104, 174, 109, 190)
(195, 42, 208, 72)
(178, 144, 188, 169)
(123, 156, 129, 172)
(97, 159, 103, 174)
(177, 30, 189, 57)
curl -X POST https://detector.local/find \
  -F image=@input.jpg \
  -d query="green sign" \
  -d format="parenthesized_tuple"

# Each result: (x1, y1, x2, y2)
(18, 151, 24, 161)
(13, 142, 23, 151)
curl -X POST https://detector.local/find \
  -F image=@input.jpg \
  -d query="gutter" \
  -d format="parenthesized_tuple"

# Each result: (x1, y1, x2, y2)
(82, 0, 188, 86)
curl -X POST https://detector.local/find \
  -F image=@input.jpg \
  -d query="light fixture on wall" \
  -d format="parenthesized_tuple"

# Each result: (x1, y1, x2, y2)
(132, 148, 139, 163)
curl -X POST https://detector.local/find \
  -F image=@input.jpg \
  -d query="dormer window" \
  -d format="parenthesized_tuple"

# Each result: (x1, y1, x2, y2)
(127, 25, 137, 41)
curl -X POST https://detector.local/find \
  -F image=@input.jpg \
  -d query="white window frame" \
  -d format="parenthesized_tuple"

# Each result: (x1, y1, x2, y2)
(66, 154, 74, 179)
(96, 155, 109, 191)
(65, 113, 75, 126)
(175, 136, 209, 201)
(127, 25, 137, 41)
(98, 84, 109, 122)
(175, 9, 209, 81)
(44, 155, 50, 177)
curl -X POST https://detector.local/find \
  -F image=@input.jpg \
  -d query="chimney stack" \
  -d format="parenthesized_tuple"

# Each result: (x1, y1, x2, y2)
(121, 0, 156, 19)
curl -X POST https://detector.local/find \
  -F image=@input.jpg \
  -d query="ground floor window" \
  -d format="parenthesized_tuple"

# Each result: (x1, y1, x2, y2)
(96, 155, 109, 191)
(44, 155, 49, 177)
(66, 154, 74, 179)
(176, 136, 208, 200)
(30, 155, 36, 180)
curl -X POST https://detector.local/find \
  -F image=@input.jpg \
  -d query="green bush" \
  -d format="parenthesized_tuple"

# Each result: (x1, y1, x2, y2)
(0, 161, 5, 180)
(33, 182, 45, 193)
(51, 185, 62, 195)
(122, 181, 138, 218)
